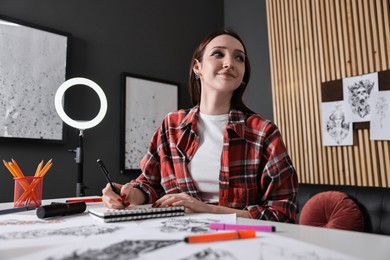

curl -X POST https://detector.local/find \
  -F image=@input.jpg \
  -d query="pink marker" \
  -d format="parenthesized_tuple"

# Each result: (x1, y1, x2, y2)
(209, 223, 275, 232)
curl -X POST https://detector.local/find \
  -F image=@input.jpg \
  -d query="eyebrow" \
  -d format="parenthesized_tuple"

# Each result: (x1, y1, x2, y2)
(210, 46, 245, 54)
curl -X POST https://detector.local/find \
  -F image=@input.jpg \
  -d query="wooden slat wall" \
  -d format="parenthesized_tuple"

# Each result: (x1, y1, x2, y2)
(266, 0, 390, 187)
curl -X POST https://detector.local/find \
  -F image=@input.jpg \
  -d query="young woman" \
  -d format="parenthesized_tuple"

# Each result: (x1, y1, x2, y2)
(102, 28, 298, 223)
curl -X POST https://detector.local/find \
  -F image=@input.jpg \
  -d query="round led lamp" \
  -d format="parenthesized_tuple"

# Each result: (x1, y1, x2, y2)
(54, 77, 108, 130)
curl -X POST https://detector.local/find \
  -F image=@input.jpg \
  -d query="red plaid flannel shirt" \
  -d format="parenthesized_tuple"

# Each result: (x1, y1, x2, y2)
(132, 105, 298, 223)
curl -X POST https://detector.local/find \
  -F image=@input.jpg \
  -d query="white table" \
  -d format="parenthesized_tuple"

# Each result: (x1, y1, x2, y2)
(1, 198, 390, 260)
(240, 217, 390, 260)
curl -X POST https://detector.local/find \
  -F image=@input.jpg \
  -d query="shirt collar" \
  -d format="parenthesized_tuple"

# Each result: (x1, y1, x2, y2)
(180, 105, 246, 138)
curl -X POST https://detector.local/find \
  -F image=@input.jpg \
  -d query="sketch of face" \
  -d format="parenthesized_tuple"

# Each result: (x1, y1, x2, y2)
(348, 80, 374, 118)
(333, 113, 343, 128)
(326, 109, 350, 144)
(180, 248, 237, 260)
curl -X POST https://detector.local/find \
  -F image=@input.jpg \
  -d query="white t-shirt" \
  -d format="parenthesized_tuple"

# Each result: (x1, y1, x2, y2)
(188, 112, 228, 203)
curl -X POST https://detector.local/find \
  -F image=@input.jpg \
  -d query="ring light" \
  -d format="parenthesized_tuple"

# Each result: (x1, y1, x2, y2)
(54, 77, 108, 130)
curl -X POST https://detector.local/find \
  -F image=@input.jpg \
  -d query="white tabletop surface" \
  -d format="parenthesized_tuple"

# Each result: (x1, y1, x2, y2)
(1, 198, 390, 260)
(239, 217, 390, 260)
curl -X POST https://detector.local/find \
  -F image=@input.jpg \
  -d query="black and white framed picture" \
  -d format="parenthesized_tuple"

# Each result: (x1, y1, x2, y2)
(0, 15, 70, 141)
(120, 73, 179, 174)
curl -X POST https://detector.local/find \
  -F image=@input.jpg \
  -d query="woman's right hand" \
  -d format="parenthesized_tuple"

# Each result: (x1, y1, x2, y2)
(102, 182, 147, 209)
(102, 182, 128, 209)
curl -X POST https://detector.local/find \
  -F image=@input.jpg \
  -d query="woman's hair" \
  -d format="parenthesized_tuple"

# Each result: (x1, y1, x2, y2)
(188, 28, 254, 114)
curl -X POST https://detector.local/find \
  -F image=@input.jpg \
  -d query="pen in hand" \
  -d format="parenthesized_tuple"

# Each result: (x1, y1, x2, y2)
(97, 159, 126, 208)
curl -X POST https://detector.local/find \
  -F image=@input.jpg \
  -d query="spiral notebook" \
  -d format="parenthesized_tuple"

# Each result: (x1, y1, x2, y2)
(88, 204, 185, 223)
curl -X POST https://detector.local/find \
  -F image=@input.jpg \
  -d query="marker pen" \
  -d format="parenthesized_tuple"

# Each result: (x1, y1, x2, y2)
(209, 223, 276, 232)
(184, 230, 256, 243)
(66, 198, 102, 203)
(0, 206, 36, 215)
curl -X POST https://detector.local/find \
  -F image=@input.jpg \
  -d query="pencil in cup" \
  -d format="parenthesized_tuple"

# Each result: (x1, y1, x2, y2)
(14, 176, 43, 207)
(3, 159, 52, 208)
(15, 160, 52, 207)
(3, 160, 40, 206)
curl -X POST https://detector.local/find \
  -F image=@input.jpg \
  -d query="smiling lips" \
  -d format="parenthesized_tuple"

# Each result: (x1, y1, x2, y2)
(218, 71, 236, 78)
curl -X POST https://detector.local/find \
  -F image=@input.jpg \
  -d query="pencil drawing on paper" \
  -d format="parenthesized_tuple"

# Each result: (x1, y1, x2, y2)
(160, 218, 219, 233)
(0, 218, 63, 226)
(258, 241, 345, 260)
(46, 240, 181, 260)
(375, 96, 388, 128)
(326, 104, 350, 144)
(179, 248, 237, 260)
(346, 79, 375, 119)
(0, 225, 121, 240)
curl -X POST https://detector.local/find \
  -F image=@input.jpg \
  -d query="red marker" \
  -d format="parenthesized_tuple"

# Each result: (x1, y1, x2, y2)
(66, 197, 102, 203)
(184, 230, 256, 243)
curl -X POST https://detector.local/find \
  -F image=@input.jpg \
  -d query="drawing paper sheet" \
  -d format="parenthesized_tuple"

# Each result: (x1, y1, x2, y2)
(342, 72, 379, 123)
(321, 101, 353, 146)
(141, 233, 358, 260)
(0, 212, 137, 250)
(9, 230, 358, 260)
(130, 213, 236, 240)
(0, 212, 235, 259)
(370, 90, 390, 140)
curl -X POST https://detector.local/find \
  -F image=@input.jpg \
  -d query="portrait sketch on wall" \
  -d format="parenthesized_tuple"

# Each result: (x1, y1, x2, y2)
(0, 16, 69, 141)
(120, 73, 178, 174)
(321, 101, 353, 146)
(370, 91, 390, 140)
(342, 72, 378, 123)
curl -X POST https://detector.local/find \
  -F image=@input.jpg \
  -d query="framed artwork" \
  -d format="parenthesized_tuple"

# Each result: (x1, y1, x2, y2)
(0, 15, 70, 141)
(120, 73, 179, 174)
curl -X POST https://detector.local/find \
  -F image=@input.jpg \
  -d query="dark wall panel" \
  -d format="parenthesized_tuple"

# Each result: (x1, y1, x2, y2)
(224, 0, 272, 120)
(0, 0, 223, 202)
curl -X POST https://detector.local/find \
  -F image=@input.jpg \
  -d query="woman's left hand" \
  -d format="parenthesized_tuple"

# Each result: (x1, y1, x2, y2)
(153, 193, 211, 213)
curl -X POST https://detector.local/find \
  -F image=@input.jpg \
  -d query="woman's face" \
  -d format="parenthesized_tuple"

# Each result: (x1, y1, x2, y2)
(194, 34, 246, 96)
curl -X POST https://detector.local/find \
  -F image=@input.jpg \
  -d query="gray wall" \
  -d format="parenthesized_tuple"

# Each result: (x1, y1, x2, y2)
(224, 0, 273, 120)
(0, 0, 224, 202)
(0, 1, 272, 203)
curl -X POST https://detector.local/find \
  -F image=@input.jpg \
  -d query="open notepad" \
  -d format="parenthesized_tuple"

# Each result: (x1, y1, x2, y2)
(88, 204, 185, 223)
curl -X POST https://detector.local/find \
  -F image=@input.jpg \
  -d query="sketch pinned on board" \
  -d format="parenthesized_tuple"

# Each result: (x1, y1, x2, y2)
(342, 72, 378, 122)
(0, 15, 70, 141)
(321, 101, 353, 146)
(370, 91, 390, 140)
(120, 73, 179, 174)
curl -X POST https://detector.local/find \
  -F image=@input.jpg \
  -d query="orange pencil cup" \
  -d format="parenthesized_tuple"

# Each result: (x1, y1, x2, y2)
(13, 176, 43, 208)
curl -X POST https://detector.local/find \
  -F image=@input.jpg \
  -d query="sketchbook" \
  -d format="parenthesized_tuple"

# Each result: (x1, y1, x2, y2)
(88, 204, 185, 223)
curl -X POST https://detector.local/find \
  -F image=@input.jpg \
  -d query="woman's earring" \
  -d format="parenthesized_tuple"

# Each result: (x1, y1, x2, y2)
(240, 81, 246, 87)
(195, 74, 199, 80)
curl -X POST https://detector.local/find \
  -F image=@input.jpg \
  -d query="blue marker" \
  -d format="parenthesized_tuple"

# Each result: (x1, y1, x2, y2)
(0, 206, 36, 215)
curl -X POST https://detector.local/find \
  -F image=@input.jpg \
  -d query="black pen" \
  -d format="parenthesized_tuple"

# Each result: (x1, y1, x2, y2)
(0, 206, 36, 215)
(96, 159, 126, 207)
